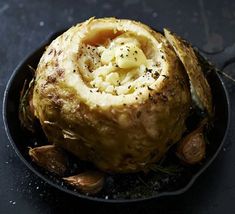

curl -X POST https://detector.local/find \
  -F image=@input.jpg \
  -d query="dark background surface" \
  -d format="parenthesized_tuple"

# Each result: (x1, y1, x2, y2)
(0, 0, 235, 213)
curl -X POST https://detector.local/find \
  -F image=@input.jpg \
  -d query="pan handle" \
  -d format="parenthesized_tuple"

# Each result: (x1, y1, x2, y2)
(200, 43, 235, 70)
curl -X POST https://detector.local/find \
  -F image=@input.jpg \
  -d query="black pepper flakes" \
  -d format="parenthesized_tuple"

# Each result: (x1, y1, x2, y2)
(152, 71, 160, 79)
(128, 85, 131, 89)
(120, 54, 124, 58)
(162, 74, 169, 79)
(134, 57, 137, 61)
(155, 71, 160, 76)
(146, 68, 153, 73)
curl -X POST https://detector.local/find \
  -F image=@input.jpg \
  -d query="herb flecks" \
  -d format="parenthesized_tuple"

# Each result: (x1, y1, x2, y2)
(19, 78, 36, 133)
(146, 68, 153, 73)
(151, 164, 182, 175)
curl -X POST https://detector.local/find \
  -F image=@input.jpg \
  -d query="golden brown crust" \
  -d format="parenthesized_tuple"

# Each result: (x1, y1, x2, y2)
(164, 28, 213, 116)
(32, 18, 191, 173)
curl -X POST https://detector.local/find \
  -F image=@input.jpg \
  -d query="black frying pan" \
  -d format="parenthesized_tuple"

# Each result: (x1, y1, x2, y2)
(2, 30, 232, 203)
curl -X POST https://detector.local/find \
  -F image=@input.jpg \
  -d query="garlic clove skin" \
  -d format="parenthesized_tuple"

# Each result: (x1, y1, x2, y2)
(29, 145, 68, 176)
(176, 128, 206, 165)
(63, 171, 105, 195)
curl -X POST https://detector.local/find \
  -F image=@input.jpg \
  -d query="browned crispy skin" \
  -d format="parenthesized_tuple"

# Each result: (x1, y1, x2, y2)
(32, 18, 192, 173)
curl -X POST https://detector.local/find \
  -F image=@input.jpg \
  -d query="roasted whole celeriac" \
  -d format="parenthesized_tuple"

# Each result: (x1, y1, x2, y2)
(23, 18, 212, 173)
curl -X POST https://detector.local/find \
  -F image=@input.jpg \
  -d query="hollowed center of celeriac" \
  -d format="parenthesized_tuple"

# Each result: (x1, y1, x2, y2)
(77, 32, 162, 95)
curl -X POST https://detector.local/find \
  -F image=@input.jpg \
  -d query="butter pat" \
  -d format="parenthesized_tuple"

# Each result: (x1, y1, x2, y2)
(115, 44, 147, 69)
(101, 49, 115, 64)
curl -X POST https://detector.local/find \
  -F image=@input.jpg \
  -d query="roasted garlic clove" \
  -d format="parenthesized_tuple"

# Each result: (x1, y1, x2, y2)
(63, 171, 105, 195)
(176, 129, 206, 165)
(29, 145, 68, 176)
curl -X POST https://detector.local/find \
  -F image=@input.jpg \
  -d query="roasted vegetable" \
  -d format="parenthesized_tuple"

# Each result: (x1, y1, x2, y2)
(31, 18, 192, 173)
(29, 145, 68, 175)
(176, 119, 207, 165)
(63, 171, 104, 194)
(18, 17, 214, 173)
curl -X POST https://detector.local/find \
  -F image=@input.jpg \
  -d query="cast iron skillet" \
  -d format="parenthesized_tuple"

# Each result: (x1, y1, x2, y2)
(2, 29, 233, 203)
